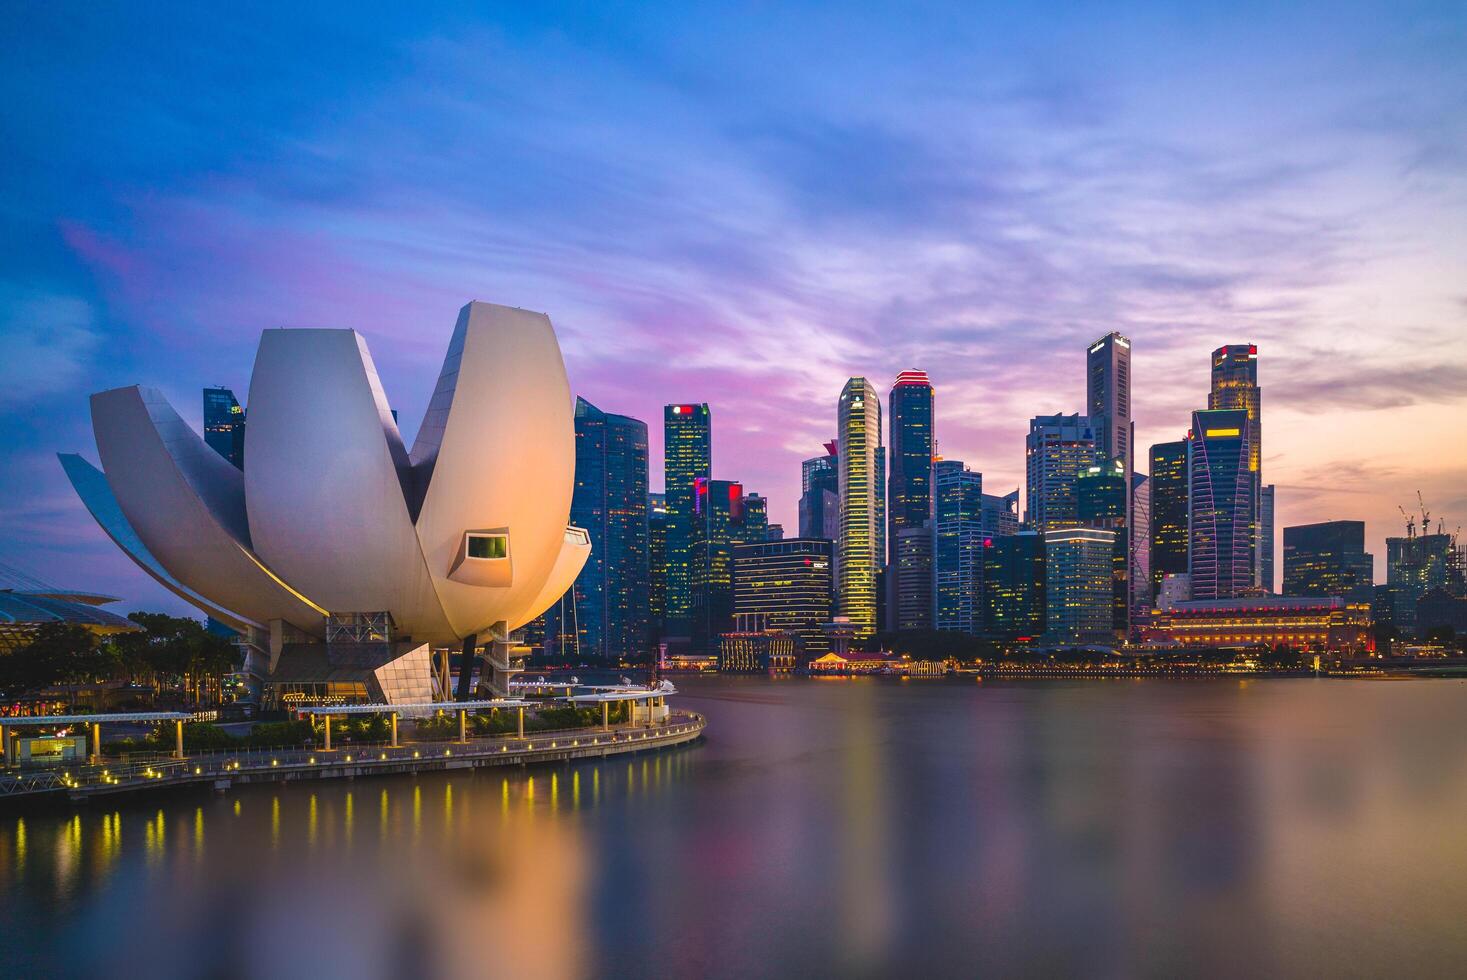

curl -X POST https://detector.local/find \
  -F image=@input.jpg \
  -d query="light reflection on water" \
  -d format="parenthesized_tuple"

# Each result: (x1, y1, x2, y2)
(3, 678, 1467, 977)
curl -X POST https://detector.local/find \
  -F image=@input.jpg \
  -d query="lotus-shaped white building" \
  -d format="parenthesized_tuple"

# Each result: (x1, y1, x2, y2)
(61, 302, 590, 704)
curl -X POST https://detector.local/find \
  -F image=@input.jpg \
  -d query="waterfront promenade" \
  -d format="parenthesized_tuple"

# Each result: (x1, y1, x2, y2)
(0, 710, 704, 804)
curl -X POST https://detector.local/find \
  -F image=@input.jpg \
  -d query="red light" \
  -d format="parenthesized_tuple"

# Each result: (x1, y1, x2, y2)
(984, 538, 993, 547)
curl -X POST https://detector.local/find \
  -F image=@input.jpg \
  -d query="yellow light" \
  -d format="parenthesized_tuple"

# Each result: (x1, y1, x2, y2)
(1204, 427, 1240, 437)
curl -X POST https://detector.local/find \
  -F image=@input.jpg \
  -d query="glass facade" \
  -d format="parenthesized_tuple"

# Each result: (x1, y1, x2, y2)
(1044, 528, 1117, 645)
(984, 531, 1046, 638)
(203, 386, 245, 469)
(1026, 414, 1102, 530)
(731, 537, 835, 657)
(1149, 440, 1189, 601)
(663, 403, 711, 635)
(545, 398, 650, 662)
(1188, 409, 1257, 600)
(1282, 520, 1374, 602)
(933, 460, 983, 634)
(838, 378, 884, 638)
(691, 478, 752, 652)
(1209, 344, 1264, 589)
(798, 446, 839, 540)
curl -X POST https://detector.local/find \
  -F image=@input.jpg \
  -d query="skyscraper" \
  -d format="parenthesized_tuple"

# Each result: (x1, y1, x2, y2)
(1086, 333, 1132, 474)
(933, 460, 983, 634)
(648, 492, 668, 630)
(1026, 414, 1102, 530)
(984, 531, 1046, 638)
(894, 523, 934, 632)
(1129, 473, 1151, 616)
(1283, 520, 1374, 602)
(1260, 484, 1276, 593)
(837, 378, 884, 638)
(1209, 344, 1264, 588)
(691, 477, 755, 652)
(1045, 528, 1117, 645)
(1149, 440, 1189, 600)
(203, 386, 246, 469)
(732, 538, 834, 657)
(798, 444, 839, 540)
(1077, 458, 1129, 638)
(888, 371, 934, 551)
(1188, 408, 1257, 600)
(742, 492, 770, 542)
(1386, 530, 1460, 634)
(981, 491, 1021, 539)
(663, 403, 711, 635)
(543, 398, 649, 662)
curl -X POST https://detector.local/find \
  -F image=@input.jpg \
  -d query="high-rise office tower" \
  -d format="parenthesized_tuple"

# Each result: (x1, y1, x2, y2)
(837, 378, 884, 638)
(648, 492, 668, 630)
(1026, 414, 1102, 530)
(663, 403, 711, 635)
(1087, 334, 1132, 474)
(1386, 530, 1460, 634)
(1188, 408, 1257, 600)
(766, 524, 785, 541)
(1044, 528, 1117, 645)
(1209, 344, 1264, 587)
(933, 460, 983, 634)
(798, 443, 839, 540)
(888, 371, 934, 551)
(203, 386, 246, 469)
(743, 493, 770, 542)
(984, 531, 1046, 638)
(1283, 521, 1374, 602)
(691, 477, 751, 652)
(981, 491, 1021, 539)
(1149, 440, 1189, 600)
(542, 398, 650, 662)
(732, 538, 834, 657)
(1260, 484, 1276, 593)
(1077, 458, 1129, 638)
(1129, 474, 1151, 616)
(894, 523, 934, 631)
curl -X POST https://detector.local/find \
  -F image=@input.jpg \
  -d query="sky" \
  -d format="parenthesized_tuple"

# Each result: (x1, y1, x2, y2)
(1, 2, 1464, 616)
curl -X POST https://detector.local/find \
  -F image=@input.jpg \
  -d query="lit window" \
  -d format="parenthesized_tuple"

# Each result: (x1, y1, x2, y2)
(467, 533, 508, 560)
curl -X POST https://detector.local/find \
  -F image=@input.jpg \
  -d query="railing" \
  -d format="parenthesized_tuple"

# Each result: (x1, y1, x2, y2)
(0, 712, 704, 798)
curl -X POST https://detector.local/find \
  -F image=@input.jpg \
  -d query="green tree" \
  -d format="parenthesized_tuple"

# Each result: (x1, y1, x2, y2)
(0, 623, 117, 705)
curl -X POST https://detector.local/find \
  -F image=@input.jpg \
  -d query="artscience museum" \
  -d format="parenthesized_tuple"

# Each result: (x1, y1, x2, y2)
(61, 302, 591, 706)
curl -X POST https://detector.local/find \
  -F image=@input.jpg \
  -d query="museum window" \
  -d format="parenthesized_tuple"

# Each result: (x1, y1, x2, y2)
(467, 533, 508, 560)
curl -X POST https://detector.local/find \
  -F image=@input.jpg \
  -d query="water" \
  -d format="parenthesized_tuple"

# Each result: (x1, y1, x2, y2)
(4, 675, 1467, 979)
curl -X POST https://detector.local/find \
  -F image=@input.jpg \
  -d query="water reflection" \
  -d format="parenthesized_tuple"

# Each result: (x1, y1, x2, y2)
(5, 680, 1467, 977)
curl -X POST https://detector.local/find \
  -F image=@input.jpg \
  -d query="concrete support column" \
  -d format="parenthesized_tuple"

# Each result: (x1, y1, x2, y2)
(455, 633, 477, 701)
(390, 712, 399, 748)
(517, 707, 525, 738)
(174, 719, 185, 760)
(0, 724, 8, 768)
(458, 709, 467, 744)
(91, 723, 101, 764)
(601, 701, 609, 730)
(324, 715, 332, 752)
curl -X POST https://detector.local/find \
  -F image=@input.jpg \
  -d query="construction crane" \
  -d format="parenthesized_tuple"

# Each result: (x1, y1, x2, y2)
(1398, 505, 1415, 538)
(1418, 491, 1431, 537)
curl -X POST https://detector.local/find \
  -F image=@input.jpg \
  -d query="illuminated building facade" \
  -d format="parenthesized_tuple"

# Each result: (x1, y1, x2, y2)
(648, 492, 668, 628)
(742, 492, 771, 542)
(798, 444, 839, 540)
(663, 403, 711, 635)
(1129, 473, 1151, 617)
(1188, 409, 1256, 600)
(983, 530, 1045, 638)
(718, 627, 798, 673)
(543, 398, 649, 662)
(203, 386, 246, 469)
(1261, 484, 1276, 593)
(933, 460, 983, 633)
(731, 537, 834, 657)
(691, 477, 748, 652)
(1026, 414, 1102, 530)
(1387, 532, 1461, 634)
(1044, 527, 1117, 645)
(1283, 520, 1373, 603)
(1142, 596, 1371, 653)
(1077, 458, 1129, 637)
(1149, 440, 1189, 600)
(1208, 344, 1265, 589)
(888, 370, 934, 555)
(894, 523, 934, 631)
(837, 378, 884, 638)
(1087, 333, 1132, 476)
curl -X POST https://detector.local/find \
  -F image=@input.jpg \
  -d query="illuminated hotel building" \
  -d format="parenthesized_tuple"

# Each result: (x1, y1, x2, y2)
(984, 530, 1045, 638)
(543, 398, 650, 662)
(203, 386, 246, 469)
(1188, 409, 1256, 600)
(1149, 440, 1189, 599)
(1143, 596, 1371, 653)
(731, 537, 835, 657)
(1026, 414, 1102, 530)
(1208, 344, 1266, 589)
(837, 377, 884, 638)
(1283, 521, 1373, 603)
(933, 460, 983, 634)
(1044, 527, 1116, 645)
(663, 403, 711, 635)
